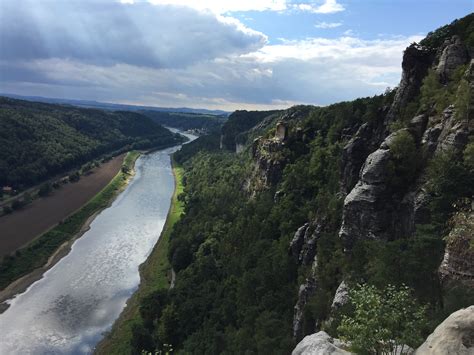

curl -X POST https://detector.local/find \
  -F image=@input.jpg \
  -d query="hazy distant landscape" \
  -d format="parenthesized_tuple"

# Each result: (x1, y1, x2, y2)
(0, 1, 473, 355)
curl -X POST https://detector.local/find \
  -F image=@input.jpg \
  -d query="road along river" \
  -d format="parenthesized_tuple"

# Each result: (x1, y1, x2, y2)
(0, 131, 196, 354)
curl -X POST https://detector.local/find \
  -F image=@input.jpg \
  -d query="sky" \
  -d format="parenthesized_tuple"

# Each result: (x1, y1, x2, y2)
(0, 0, 472, 111)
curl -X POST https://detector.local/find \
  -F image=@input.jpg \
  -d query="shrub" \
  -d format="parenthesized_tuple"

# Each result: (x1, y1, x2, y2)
(388, 130, 419, 190)
(338, 284, 427, 354)
(38, 182, 53, 197)
(11, 199, 23, 210)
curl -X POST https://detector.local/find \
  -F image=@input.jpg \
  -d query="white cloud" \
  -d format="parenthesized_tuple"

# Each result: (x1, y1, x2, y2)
(2, 33, 423, 110)
(139, 0, 288, 13)
(0, 1, 267, 68)
(123, 0, 345, 15)
(302, 0, 345, 14)
(315, 21, 342, 29)
(1, 0, 423, 111)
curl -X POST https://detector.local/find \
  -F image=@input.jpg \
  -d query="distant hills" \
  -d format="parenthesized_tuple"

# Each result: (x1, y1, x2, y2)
(0, 97, 185, 188)
(0, 93, 230, 116)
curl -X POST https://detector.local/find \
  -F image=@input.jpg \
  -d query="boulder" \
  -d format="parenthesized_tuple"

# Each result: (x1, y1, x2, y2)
(292, 331, 351, 355)
(415, 306, 474, 355)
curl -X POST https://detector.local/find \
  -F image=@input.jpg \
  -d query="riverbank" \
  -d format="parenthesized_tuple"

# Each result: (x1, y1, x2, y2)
(95, 160, 185, 354)
(0, 155, 125, 258)
(0, 151, 141, 312)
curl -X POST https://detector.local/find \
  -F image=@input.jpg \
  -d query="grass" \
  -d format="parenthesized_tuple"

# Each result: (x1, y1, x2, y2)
(96, 161, 185, 355)
(0, 151, 140, 290)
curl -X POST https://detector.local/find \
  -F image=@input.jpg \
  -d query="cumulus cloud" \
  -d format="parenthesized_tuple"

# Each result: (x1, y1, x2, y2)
(0, 0, 266, 68)
(0, 0, 420, 110)
(297, 0, 345, 14)
(315, 21, 343, 29)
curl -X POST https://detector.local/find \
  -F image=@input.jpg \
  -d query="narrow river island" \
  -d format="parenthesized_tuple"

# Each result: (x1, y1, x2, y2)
(0, 132, 196, 354)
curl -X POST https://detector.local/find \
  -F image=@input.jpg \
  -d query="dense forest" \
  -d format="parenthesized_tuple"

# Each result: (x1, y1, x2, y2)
(0, 97, 185, 188)
(140, 110, 227, 131)
(126, 14, 474, 354)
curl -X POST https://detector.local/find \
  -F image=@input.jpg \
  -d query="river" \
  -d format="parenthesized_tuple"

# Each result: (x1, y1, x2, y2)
(0, 131, 196, 354)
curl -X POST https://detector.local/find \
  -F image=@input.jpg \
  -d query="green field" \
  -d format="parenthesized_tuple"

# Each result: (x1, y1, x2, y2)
(0, 151, 140, 290)
(96, 161, 185, 354)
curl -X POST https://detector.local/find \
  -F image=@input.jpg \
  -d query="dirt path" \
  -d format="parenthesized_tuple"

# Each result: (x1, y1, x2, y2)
(0, 155, 125, 258)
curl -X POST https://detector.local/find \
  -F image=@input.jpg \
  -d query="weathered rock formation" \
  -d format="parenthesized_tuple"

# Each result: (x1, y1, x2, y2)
(292, 331, 351, 355)
(415, 306, 474, 355)
(437, 35, 470, 83)
(293, 275, 318, 341)
(438, 208, 474, 288)
(289, 220, 323, 266)
(330, 281, 349, 312)
(246, 136, 288, 193)
(386, 43, 433, 124)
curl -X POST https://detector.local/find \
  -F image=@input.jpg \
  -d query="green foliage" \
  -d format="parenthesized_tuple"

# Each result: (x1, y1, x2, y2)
(0, 97, 182, 188)
(174, 133, 221, 165)
(420, 13, 474, 49)
(221, 110, 281, 150)
(419, 69, 447, 113)
(425, 149, 474, 227)
(338, 284, 427, 354)
(140, 110, 226, 131)
(387, 130, 420, 190)
(454, 78, 471, 121)
(464, 142, 474, 170)
(38, 182, 53, 197)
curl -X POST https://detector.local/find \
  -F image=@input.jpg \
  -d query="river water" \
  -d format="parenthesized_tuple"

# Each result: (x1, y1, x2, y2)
(0, 132, 195, 354)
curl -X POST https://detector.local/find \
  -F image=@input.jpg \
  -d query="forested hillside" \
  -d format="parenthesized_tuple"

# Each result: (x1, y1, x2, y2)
(140, 110, 226, 131)
(122, 14, 473, 354)
(0, 97, 184, 188)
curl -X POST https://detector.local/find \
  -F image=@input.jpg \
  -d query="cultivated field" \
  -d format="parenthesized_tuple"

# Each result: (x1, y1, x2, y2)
(0, 155, 125, 258)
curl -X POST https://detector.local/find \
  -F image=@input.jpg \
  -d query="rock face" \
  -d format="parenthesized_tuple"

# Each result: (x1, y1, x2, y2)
(247, 136, 288, 193)
(437, 36, 470, 83)
(340, 101, 473, 249)
(386, 43, 433, 123)
(292, 331, 351, 355)
(293, 276, 318, 340)
(415, 306, 474, 355)
(331, 281, 349, 312)
(340, 123, 381, 194)
(339, 145, 394, 248)
(290, 221, 323, 266)
(438, 209, 474, 288)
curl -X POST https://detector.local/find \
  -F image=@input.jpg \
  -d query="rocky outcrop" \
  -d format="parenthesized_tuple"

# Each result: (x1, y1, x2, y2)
(331, 281, 349, 312)
(436, 36, 470, 83)
(415, 306, 474, 355)
(340, 123, 377, 194)
(339, 145, 394, 248)
(340, 98, 473, 249)
(247, 136, 288, 193)
(438, 208, 474, 287)
(293, 276, 318, 340)
(290, 220, 323, 266)
(292, 331, 351, 355)
(386, 43, 433, 123)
